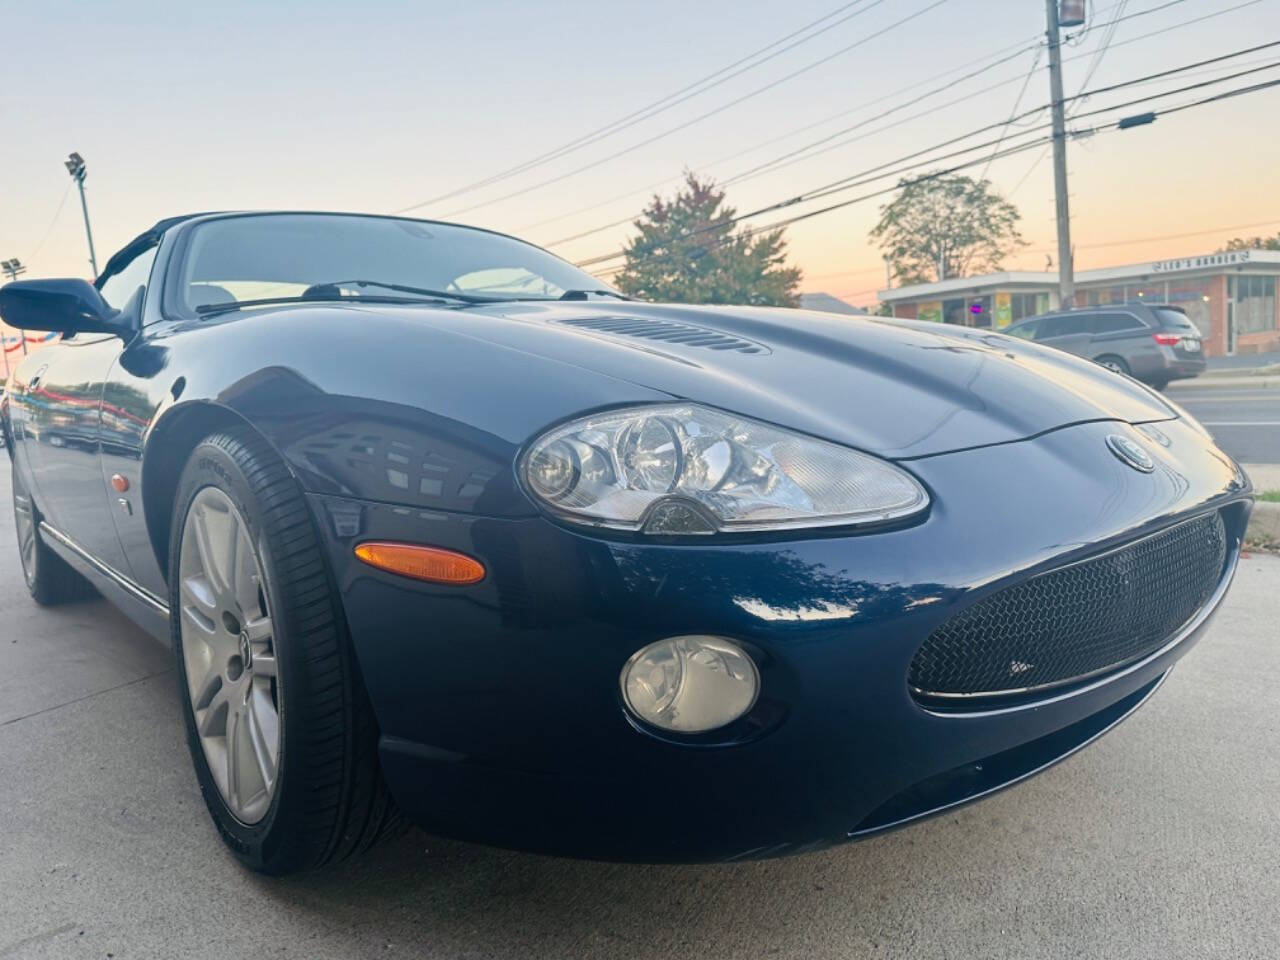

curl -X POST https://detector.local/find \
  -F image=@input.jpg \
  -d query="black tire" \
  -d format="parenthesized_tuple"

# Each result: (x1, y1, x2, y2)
(11, 459, 96, 606)
(169, 428, 400, 875)
(1149, 378, 1170, 391)
(1095, 354, 1130, 377)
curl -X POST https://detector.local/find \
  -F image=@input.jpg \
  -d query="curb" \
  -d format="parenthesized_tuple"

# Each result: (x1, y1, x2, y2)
(1168, 376, 1280, 391)
(1247, 501, 1280, 548)
(1204, 363, 1280, 379)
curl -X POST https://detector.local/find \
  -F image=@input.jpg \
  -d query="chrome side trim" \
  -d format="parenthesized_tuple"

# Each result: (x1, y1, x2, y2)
(38, 521, 169, 618)
(915, 530, 1239, 718)
(850, 670, 1170, 838)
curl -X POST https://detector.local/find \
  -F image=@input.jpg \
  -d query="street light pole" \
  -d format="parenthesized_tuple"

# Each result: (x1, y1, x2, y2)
(65, 152, 98, 277)
(1045, 0, 1075, 309)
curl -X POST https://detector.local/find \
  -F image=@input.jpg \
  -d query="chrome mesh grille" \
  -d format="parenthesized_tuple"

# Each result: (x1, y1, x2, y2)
(909, 512, 1227, 704)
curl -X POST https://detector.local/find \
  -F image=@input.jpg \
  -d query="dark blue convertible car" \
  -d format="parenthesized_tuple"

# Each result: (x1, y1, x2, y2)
(0, 212, 1252, 875)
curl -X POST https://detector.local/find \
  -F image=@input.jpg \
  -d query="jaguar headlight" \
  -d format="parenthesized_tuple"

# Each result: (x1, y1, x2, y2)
(520, 404, 928, 534)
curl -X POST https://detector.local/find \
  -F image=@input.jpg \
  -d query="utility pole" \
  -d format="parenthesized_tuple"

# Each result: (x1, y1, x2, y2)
(1045, 0, 1075, 309)
(64, 152, 98, 277)
(1, 258, 26, 282)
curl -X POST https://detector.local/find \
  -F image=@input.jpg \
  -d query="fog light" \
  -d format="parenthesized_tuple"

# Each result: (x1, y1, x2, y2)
(621, 636, 759, 733)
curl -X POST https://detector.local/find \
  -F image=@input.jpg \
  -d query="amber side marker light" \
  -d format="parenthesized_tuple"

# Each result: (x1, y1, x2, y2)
(354, 542, 486, 585)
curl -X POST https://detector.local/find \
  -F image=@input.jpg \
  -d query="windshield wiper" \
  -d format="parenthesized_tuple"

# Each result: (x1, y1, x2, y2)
(194, 293, 454, 317)
(328, 280, 503, 304)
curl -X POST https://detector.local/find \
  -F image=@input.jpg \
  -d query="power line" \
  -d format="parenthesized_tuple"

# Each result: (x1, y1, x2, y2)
(1011, 45, 1275, 199)
(716, 0, 1257, 190)
(546, 0, 1263, 252)
(591, 136, 1060, 279)
(706, 78, 1280, 244)
(518, 35, 1050, 238)
(427, 0, 952, 220)
(577, 46, 1280, 269)
(27, 181, 75, 260)
(1007, 144, 1053, 198)
(980, 46, 1046, 182)
(393, 0, 885, 212)
(759, 60, 1280, 220)
(586, 76, 1280, 281)
(538, 39, 1044, 248)
(523, 0, 1135, 237)
(1077, 218, 1280, 249)
(1075, 0, 1129, 96)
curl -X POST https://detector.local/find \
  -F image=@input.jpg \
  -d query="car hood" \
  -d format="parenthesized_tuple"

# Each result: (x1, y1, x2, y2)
(430, 300, 1174, 460)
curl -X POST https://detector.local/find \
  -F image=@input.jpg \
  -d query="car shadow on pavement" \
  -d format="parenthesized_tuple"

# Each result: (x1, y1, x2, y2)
(260, 824, 913, 957)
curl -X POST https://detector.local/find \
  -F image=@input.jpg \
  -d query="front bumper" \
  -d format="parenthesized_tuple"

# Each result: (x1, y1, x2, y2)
(308, 418, 1250, 861)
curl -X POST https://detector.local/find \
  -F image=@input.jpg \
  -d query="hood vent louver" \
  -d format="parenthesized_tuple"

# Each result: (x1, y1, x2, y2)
(556, 316, 768, 355)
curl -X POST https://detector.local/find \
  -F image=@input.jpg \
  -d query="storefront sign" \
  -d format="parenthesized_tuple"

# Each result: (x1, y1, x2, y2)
(994, 292, 1012, 328)
(1152, 251, 1251, 273)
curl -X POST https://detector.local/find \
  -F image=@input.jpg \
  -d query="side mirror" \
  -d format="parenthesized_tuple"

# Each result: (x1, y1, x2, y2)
(0, 278, 129, 337)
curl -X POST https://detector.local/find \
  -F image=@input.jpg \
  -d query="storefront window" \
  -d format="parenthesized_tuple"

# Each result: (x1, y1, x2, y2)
(1232, 275, 1278, 335)
(1009, 292, 1048, 321)
(967, 296, 993, 328)
(1167, 283, 1212, 337)
(943, 298, 967, 325)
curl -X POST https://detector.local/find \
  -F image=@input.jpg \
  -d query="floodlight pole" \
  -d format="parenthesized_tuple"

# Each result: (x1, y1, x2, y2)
(66, 153, 99, 277)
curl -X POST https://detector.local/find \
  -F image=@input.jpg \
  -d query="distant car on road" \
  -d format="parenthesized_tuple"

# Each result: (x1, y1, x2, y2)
(1006, 303, 1207, 389)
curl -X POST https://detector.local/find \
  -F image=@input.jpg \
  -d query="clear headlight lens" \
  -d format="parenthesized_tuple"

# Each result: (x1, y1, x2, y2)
(622, 636, 759, 733)
(521, 403, 928, 533)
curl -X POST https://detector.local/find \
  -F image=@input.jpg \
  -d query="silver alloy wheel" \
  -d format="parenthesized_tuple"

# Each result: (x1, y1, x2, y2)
(1101, 359, 1125, 373)
(14, 491, 37, 588)
(178, 487, 281, 824)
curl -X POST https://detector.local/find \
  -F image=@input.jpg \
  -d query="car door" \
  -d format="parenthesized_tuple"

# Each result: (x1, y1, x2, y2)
(1088, 311, 1154, 371)
(1033, 312, 1093, 357)
(26, 245, 158, 573)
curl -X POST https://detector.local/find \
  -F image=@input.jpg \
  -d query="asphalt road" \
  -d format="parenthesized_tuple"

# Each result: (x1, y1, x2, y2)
(1169, 385, 1280, 464)
(2, 466, 1279, 960)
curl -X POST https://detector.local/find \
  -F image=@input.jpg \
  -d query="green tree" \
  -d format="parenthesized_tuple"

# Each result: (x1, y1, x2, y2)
(871, 173, 1026, 285)
(1223, 232, 1280, 251)
(614, 172, 802, 306)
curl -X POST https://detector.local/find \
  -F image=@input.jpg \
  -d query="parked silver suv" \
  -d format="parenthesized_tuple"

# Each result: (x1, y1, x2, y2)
(1005, 303, 1207, 389)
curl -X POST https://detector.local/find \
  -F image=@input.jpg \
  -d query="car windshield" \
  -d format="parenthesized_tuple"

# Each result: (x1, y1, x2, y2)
(176, 213, 615, 313)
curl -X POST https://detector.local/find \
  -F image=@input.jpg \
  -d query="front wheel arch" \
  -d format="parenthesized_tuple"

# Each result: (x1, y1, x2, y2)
(141, 402, 282, 585)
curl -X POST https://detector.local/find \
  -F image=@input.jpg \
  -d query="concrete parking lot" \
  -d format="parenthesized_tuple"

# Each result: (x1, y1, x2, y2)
(1, 463, 1278, 960)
